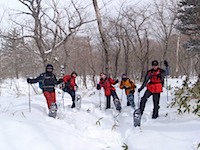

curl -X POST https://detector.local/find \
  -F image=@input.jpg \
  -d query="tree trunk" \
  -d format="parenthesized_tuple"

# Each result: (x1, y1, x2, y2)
(92, 0, 111, 76)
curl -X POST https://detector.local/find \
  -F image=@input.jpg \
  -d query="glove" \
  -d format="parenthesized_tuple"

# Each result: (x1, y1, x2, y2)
(114, 79, 119, 84)
(27, 78, 31, 84)
(97, 84, 101, 90)
(58, 78, 63, 82)
(164, 60, 168, 67)
(75, 84, 78, 90)
(138, 88, 142, 93)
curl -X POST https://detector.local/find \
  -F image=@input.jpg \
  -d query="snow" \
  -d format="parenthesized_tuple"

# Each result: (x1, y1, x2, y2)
(0, 77, 200, 150)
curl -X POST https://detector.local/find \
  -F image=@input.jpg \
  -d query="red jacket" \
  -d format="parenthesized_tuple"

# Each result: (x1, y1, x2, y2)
(139, 68, 165, 93)
(63, 75, 76, 90)
(98, 77, 116, 96)
(146, 68, 164, 93)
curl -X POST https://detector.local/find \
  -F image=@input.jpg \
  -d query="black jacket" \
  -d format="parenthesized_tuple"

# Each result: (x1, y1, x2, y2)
(28, 72, 62, 92)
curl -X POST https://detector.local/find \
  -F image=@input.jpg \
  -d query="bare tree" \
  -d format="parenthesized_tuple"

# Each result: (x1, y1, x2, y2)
(121, 5, 152, 80)
(92, 0, 111, 76)
(152, 0, 178, 61)
(11, 0, 93, 68)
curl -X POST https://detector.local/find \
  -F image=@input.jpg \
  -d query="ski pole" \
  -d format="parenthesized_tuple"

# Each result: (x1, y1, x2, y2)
(138, 92, 140, 108)
(28, 83, 31, 112)
(62, 90, 65, 110)
(166, 77, 169, 102)
(99, 90, 102, 110)
(120, 89, 123, 102)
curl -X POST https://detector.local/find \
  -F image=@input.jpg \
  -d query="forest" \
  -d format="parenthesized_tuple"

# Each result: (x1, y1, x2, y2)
(0, 0, 199, 87)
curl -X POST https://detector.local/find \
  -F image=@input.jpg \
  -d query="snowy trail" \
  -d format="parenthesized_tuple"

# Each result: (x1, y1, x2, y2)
(0, 78, 200, 150)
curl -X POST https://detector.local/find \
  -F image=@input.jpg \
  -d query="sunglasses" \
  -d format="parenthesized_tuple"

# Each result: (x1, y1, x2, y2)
(47, 67, 53, 70)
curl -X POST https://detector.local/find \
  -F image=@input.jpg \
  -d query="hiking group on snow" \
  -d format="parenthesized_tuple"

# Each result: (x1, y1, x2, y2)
(27, 60, 169, 126)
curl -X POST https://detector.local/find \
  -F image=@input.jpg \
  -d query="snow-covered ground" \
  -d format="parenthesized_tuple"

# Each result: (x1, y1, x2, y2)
(0, 77, 199, 150)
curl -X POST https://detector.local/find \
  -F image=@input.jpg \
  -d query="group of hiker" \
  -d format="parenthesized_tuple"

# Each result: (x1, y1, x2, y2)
(27, 60, 169, 119)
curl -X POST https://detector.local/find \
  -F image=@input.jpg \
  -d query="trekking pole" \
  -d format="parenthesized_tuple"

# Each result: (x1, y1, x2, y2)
(166, 77, 169, 103)
(165, 60, 170, 103)
(28, 83, 31, 112)
(60, 65, 65, 110)
(62, 90, 65, 110)
(138, 92, 140, 108)
(99, 90, 102, 110)
(120, 90, 123, 102)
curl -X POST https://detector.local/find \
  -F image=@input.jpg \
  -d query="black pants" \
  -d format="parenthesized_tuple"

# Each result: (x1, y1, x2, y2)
(106, 90, 119, 109)
(65, 88, 75, 102)
(139, 90, 160, 118)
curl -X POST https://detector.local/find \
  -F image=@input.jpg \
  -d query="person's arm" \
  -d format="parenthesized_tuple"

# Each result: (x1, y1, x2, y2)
(63, 75, 70, 83)
(138, 72, 150, 92)
(164, 60, 170, 76)
(159, 69, 166, 86)
(27, 74, 43, 84)
(97, 79, 103, 90)
(109, 78, 118, 85)
(54, 75, 63, 84)
(119, 81, 124, 89)
(130, 80, 137, 89)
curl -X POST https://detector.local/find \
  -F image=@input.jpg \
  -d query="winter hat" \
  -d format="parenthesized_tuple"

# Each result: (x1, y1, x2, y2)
(71, 71, 77, 76)
(122, 73, 127, 78)
(100, 72, 106, 76)
(151, 60, 159, 66)
(46, 64, 54, 72)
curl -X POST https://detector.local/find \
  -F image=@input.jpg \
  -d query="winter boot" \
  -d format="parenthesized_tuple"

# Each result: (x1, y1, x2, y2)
(71, 101, 75, 108)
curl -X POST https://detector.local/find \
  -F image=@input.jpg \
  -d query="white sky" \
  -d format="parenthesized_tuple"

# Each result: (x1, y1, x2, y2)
(0, 0, 152, 32)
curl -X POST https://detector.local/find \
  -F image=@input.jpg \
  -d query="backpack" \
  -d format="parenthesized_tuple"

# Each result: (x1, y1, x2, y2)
(38, 73, 46, 89)
(39, 81, 43, 89)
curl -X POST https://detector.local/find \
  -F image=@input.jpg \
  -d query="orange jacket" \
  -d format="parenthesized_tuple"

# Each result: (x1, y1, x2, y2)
(120, 78, 136, 95)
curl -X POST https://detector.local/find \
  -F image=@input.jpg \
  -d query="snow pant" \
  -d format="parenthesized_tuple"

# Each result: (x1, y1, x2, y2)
(106, 90, 120, 109)
(43, 91, 56, 109)
(65, 88, 75, 102)
(139, 90, 160, 118)
(127, 92, 135, 108)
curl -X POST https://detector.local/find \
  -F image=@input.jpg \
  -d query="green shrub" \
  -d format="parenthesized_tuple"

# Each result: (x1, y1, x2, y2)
(170, 77, 200, 117)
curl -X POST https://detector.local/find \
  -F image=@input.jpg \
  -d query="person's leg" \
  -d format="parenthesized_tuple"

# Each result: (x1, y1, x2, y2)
(139, 90, 152, 116)
(127, 100, 131, 106)
(106, 96, 111, 109)
(111, 90, 121, 111)
(50, 92, 56, 103)
(152, 93, 160, 119)
(127, 93, 135, 108)
(66, 88, 76, 108)
(44, 91, 54, 109)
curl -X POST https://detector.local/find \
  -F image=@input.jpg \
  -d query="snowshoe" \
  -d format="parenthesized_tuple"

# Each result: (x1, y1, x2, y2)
(113, 98, 121, 112)
(75, 94, 81, 110)
(133, 108, 141, 127)
(49, 103, 57, 118)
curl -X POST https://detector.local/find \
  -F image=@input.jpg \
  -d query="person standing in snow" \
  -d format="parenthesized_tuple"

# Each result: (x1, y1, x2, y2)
(96, 72, 121, 111)
(138, 60, 168, 119)
(62, 71, 78, 108)
(27, 64, 63, 114)
(119, 74, 137, 108)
